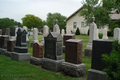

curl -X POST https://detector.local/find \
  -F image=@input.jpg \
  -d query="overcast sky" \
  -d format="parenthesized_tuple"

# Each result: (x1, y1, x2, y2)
(0, 0, 82, 23)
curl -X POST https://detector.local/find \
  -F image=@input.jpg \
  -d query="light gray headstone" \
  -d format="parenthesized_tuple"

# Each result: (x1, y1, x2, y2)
(102, 28, 108, 39)
(23, 26, 29, 42)
(114, 28, 120, 40)
(53, 24, 60, 33)
(86, 19, 97, 49)
(61, 29, 65, 37)
(32, 28, 39, 43)
(43, 25, 49, 37)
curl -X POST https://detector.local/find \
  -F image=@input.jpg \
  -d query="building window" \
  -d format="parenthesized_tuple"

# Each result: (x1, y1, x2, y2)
(73, 22, 77, 28)
(81, 22, 84, 27)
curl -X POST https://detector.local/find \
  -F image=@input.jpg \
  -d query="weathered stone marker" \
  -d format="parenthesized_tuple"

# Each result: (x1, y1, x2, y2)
(87, 39, 113, 80)
(30, 43, 44, 65)
(61, 39, 85, 77)
(11, 28, 30, 61)
(42, 32, 64, 72)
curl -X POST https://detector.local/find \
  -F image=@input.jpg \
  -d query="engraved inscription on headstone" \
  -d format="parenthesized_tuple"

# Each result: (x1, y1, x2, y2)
(44, 32, 63, 60)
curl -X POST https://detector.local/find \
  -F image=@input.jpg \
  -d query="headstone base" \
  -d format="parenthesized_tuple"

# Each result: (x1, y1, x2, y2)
(84, 48, 92, 57)
(11, 52, 30, 61)
(87, 69, 107, 80)
(30, 57, 42, 65)
(61, 62, 85, 77)
(5, 51, 12, 57)
(14, 46, 28, 53)
(42, 58, 64, 72)
(102, 36, 108, 39)
(62, 46, 65, 53)
(0, 48, 7, 55)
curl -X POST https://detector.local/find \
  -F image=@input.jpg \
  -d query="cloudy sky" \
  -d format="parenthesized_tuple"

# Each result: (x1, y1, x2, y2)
(0, 0, 82, 23)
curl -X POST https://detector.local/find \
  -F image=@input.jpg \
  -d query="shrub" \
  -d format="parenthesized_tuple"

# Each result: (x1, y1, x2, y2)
(99, 33, 103, 39)
(108, 31, 113, 36)
(102, 40, 120, 80)
(75, 28, 80, 35)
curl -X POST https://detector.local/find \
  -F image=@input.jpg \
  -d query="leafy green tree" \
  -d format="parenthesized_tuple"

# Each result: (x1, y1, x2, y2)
(102, 40, 120, 80)
(80, 0, 118, 28)
(22, 14, 42, 29)
(46, 13, 67, 31)
(0, 18, 22, 29)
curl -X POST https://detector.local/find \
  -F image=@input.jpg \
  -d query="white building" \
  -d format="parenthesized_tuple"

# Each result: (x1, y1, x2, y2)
(65, 7, 120, 35)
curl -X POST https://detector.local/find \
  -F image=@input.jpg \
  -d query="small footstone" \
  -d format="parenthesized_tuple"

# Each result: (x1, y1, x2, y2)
(61, 62, 85, 77)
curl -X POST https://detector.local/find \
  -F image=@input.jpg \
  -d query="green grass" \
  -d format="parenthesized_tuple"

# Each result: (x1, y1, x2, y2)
(0, 34, 113, 80)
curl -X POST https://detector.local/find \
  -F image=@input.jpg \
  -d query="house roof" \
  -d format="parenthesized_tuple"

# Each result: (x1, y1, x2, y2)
(65, 7, 83, 21)
(66, 7, 120, 21)
(110, 14, 120, 20)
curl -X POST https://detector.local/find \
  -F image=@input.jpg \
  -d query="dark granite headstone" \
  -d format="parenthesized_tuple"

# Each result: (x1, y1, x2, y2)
(92, 39, 113, 71)
(63, 34, 75, 46)
(33, 43, 44, 58)
(6, 28, 10, 35)
(16, 28, 27, 47)
(10, 28, 15, 36)
(14, 28, 28, 53)
(44, 32, 63, 60)
(2, 28, 6, 35)
(7, 40, 16, 52)
(65, 39, 83, 64)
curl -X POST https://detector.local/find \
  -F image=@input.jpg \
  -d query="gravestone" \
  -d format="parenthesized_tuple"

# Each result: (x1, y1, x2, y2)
(7, 40, 16, 52)
(114, 28, 120, 40)
(53, 21, 60, 34)
(61, 39, 85, 77)
(5, 40, 16, 57)
(42, 32, 64, 72)
(63, 34, 75, 53)
(0, 29, 2, 35)
(68, 30, 71, 34)
(87, 39, 113, 80)
(97, 29, 99, 39)
(31, 28, 39, 46)
(102, 28, 108, 39)
(30, 43, 44, 65)
(61, 29, 65, 37)
(10, 28, 16, 40)
(0, 35, 9, 49)
(15, 27, 19, 37)
(6, 28, 10, 36)
(33, 43, 44, 58)
(41, 25, 49, 44)
(23, 26, 30, 45)
(2, 28, 6, 35)
(63, 34, 75, 46)
(85, 16, 97, 57)
(11, 28, 30, 61)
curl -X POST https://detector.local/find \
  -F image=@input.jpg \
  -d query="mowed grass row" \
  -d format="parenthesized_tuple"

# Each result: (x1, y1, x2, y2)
(0, 34, 113, 80)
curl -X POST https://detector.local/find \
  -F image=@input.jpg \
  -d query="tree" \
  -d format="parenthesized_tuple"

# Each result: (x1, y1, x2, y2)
(22, 14, 42, 29)
(80, 0, 117, 28)
(0, 18, 22, 29)
(46, 13, 67, 31)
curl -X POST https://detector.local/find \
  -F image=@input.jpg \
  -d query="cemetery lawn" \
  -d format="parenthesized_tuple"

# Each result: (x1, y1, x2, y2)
(0, 34, 113, 80)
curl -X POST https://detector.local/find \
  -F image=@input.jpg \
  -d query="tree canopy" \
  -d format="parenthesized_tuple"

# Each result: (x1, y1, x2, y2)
(80, 0, 120, 28)
(46, 13, 67, 31)
(22, 14, 42, 29)
(0, 18, 22, 29)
